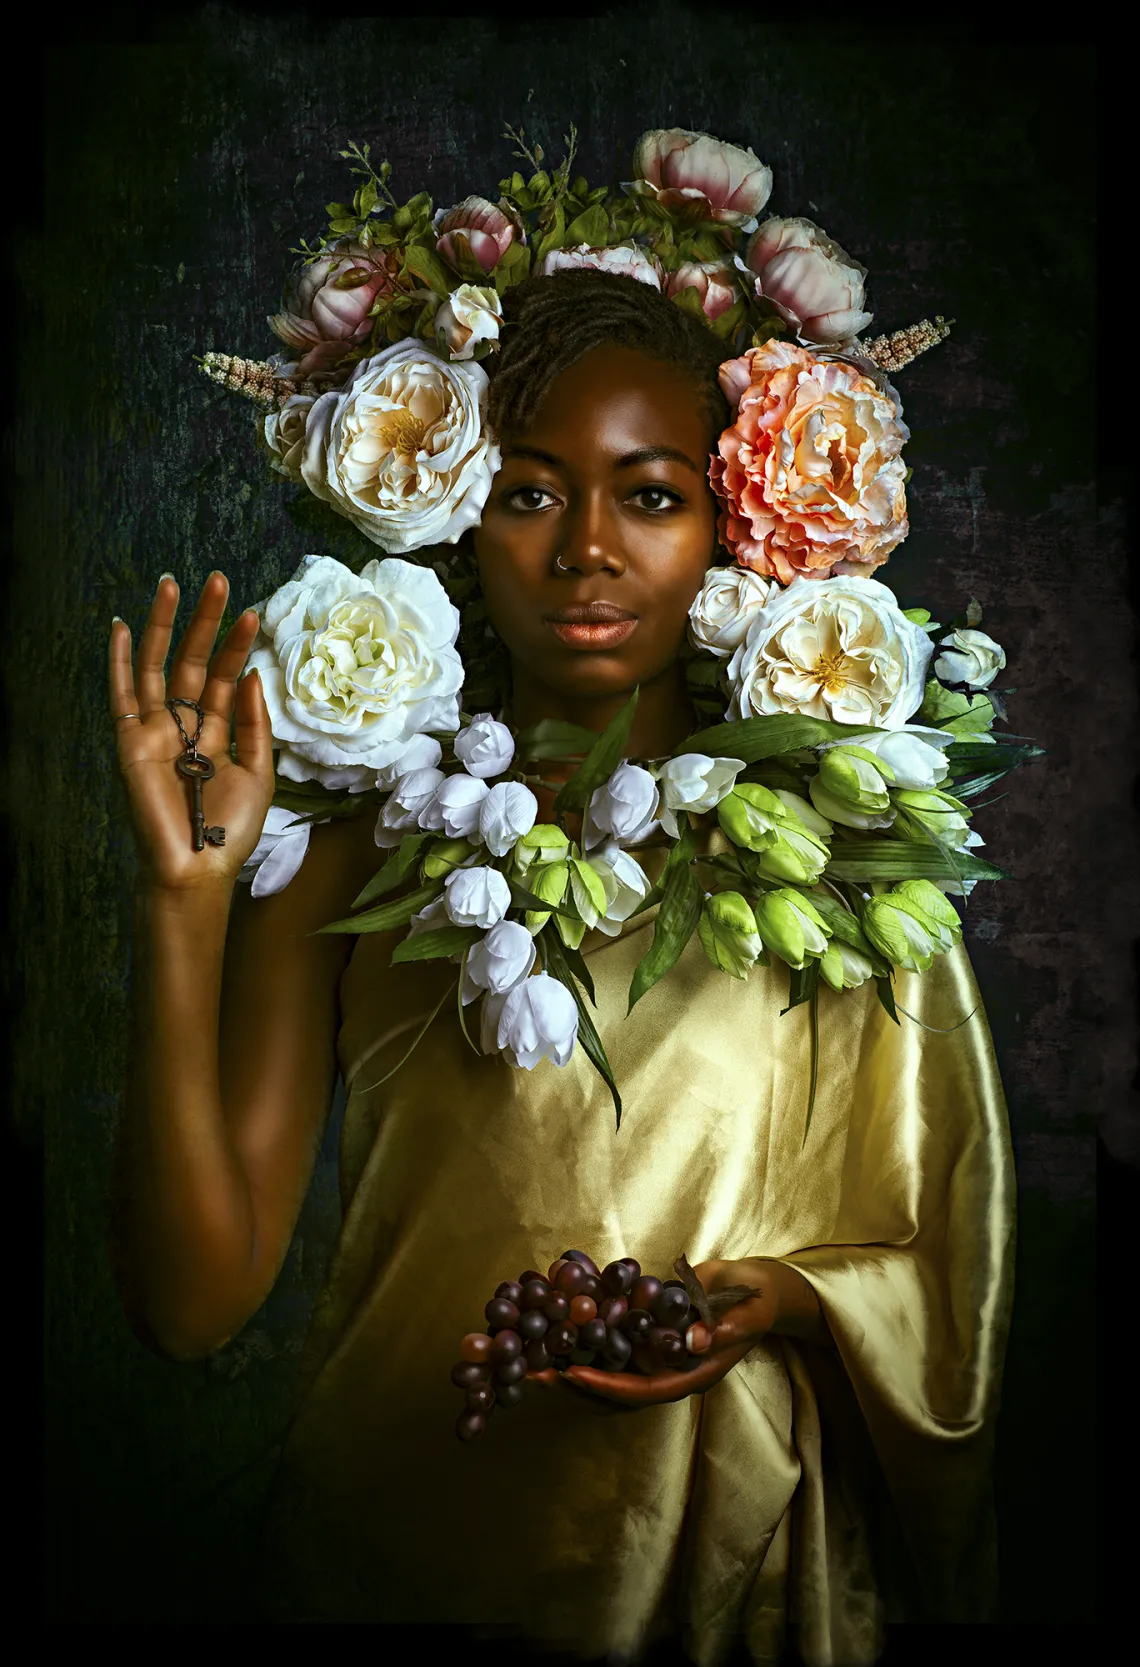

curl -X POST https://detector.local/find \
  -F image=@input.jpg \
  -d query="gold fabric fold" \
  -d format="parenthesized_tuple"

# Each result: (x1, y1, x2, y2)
(256, 854, 1015, 1663)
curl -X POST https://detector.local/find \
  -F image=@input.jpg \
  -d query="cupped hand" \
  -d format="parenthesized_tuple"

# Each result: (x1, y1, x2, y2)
(526, 1259, 780, 1412)
(109, 572, 276, 891)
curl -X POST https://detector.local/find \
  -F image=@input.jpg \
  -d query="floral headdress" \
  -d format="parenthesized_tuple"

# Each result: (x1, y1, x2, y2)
(201, 124, 1038, 1133)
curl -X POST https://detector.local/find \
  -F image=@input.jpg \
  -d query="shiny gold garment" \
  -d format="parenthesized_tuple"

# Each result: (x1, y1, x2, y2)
(257, 855, 1015, 1663)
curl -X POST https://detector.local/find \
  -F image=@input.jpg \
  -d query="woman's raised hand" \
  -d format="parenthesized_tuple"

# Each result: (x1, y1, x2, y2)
(109, 571, 276, 891)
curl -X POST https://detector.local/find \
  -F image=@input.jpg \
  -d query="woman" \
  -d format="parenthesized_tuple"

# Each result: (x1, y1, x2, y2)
(108, 272, 1014, 1661)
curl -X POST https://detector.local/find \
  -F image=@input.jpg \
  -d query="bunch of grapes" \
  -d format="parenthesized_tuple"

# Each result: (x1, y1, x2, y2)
(450, 1249, 718, 1442)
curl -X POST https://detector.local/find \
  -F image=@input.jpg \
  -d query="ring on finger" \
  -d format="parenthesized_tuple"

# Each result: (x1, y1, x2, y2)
(115, 713, 142, 723)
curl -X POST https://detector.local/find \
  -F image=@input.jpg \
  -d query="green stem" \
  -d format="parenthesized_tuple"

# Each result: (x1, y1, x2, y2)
(356, 977, 458, 1094)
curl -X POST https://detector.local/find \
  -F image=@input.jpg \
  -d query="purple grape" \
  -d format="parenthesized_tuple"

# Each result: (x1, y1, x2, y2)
(490, 1328, 522, 1362)
(569, 1347, 596, 1366)
(524, 1338, 552, 1372)
(621, 1308, 654, 1341)
(542, 1292, 570, 1323)
(495, 1354, 528, 1385)
(630, 1276, 662, 1312)
(518, 1309, 549, 1341)
(601, 1261, 635, 1297)
(495, 1381, 524, 1409)
(546, 1321, 578, 1355)
(650, 1327, 685, 1367)
(521, 1279, 551, 1310)
(603, 1327, 632, 1368)
(456, 1410, 486, 1441)
(450, 1360, 491, 1389)
(518, 1268, 544, 1287)
(485, 1297, 520, 1329)
(579, 1317, 607, 1352)
(560, 1249, 601, 1276)
(494, 1281, 524, 1306)
(551, 1353, 571, 1372)
(465, 1385, 495, 1414)
(618, 1257, 642, 1283)
(554, 1262, 588, 1296)
(459, 1331, 493, 1364)
(652, 1287, 691, 1328)
(598, 1295, 628, 1328)
(580, 1275, 604, 1302)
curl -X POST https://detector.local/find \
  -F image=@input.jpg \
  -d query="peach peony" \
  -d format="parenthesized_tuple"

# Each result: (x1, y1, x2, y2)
(665, 261, 738, 320)
(709, 340, 910, 584)
(630, 128, 772, 230)
(434, 196, 520, 274)
(744, 217, 872, 345)
(269, 241, 398, 379)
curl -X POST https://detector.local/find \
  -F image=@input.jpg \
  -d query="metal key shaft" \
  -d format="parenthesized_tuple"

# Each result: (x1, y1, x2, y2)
(175, 753, 226, 852)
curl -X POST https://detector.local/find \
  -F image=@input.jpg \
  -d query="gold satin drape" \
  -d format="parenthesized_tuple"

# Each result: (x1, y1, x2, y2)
(256, 851, 1015, 1663)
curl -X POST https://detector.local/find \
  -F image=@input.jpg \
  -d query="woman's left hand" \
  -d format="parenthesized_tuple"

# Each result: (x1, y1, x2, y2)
(527, 1259, 781, 1411)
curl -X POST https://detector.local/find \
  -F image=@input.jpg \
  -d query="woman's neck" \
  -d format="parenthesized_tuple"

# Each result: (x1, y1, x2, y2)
(505, 657, 698, 766)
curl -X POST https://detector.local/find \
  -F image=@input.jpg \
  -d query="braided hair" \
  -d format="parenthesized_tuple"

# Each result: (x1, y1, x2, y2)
(484, 268, 730, 445)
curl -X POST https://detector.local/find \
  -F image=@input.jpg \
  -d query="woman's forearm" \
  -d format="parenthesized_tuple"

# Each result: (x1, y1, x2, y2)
(111, 880, 258, 1360)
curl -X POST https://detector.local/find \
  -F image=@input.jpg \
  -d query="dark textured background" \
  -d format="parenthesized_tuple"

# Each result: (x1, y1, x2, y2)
(21, 4, 1118, 1633)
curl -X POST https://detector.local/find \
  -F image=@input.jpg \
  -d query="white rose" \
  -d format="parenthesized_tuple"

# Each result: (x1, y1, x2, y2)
(262, 393, 315, 482)
(246, 553, 462, 792)
(496, 972, 579, 1070)
(375, 734, 442, 788)
(537, 244, 663, 288)
(434, 284, 503, 361)
(462, 919, 536, 1005)
(933, 628, 1006, 690)
(453, 713, 515, 778)
(583, 762, 660, 850)
(688, 566, 775, 657)
(237, 804, 321, 897)
(590, 844, 651, 938)
(374, 766, 446, 848)
(300, 340, 501, 552)
(479, 781, 538, 859)
(431, 772, 490, 838)
(726, 575, 932, 729)
(830, 725, 951, 791)
(444, 864, 511, 930)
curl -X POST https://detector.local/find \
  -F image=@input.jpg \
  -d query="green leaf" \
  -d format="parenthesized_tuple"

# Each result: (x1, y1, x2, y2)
(680, 713, 877, 762)
(902, 607, 931, 625)
(943, 700, 1001, 737)
(709, 297, 748, 341)
(390, 925, 476, 963)
(917, 678, 996, 732)
(541, 927, 623, 1129)
(402, 242, 453, 297)
(669, 285, 709, 323)
(553, 688, 640, 818)
(557, 937, 597, 1006)
(563, 203, 609, 245)
(627, 825, 701, 1013)
(874, 974, 901, 1025)
(823, 843, 1006, 883)
(514, 717, 600, 761)
(533, 202, 567, 266)
(352, 831, 433, 908)
(506, 877, 578, 920)
(945, 740, 1042, 775)
(781, 960, 819, 1015)
(314, 880, 441, 936)
(492, 237, 532, 295)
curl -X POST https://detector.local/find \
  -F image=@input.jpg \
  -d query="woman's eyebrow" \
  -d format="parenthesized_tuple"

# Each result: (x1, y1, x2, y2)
(501, 443, 703, 474)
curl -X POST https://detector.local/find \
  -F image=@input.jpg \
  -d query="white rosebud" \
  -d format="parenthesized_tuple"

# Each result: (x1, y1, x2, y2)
(590, 843, 651, 937)
(443, 864, 511, 930)
(434, 284, 503, 361)
(238, 805, 320, 897)
(454, 714, 516, 779)
(462, 919, 536, 1005)
(374, 766, 446, 848)
(479, 781, 538, 858)
(374, 734, 443, 788)
(687, 566, 775, 657)
(431, 772, 491, 838)
(496, 972, 579, 1070)
(583, 762, 659, 850)
(833, 726, 951, 791)
(933, 628, 1006, 691)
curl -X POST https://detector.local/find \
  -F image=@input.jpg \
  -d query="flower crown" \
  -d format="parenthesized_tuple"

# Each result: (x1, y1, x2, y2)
(200, 125, 1038, 1134)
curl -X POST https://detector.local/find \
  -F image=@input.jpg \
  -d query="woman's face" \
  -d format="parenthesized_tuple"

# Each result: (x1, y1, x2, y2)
(474, 342, 720, 706)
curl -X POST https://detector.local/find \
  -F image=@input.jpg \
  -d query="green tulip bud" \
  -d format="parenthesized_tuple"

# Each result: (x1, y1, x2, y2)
(753, 888, 831, 969)
(523, 859, 569, 933)
(555, 909, 587, 951)
(773, 788, 833, 838)
(698, 891, 763, 979)
(512, 822, 570, 878)
(819, 941, 878, 992)
(422, 838, 475, 879)
(569, 856, 608, 929)
(748, 821, 830, 886)
(892, 880, 963, 952)
(819, 746, 894, 809)
(891, 788, 972, 848)
(862, 883, 962, 972)
(806, 891, 875, 954)
(716, 783, 786, 852)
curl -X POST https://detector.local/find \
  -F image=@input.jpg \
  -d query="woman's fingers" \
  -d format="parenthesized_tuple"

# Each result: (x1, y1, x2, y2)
(199, 606, 261, 725)
(134, 574, 181, 715)
(232, 664, 275, 787)
(108, 617, 140, 723)
(166, 571, 232, 703)
(561, 1337, 753, 1407)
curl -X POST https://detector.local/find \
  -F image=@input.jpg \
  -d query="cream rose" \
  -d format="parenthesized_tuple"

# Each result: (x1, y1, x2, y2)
(246, 553, 462, 791)
(300, 340, 500, 552)
(262, 393, 315, 482)
(933, 627, 1006, 690)
(688, 565, 776, 657)
(434, 285, 503, 361)
(537, 244, 663, 288)
(727, 575, 932, 728)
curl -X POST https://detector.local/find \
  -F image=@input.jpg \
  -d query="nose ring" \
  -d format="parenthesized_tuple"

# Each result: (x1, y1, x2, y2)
(555, 554, 569, 572)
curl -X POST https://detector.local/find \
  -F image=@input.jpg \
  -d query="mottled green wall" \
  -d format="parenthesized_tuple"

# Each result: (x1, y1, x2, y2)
(26, 8, 1110, 1629)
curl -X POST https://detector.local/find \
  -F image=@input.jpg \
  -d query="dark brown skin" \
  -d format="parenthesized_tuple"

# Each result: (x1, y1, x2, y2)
(107, 338, 824, 1374)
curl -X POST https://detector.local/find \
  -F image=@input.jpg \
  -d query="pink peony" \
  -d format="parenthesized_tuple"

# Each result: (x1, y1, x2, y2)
(666, 260, 739, 320)
(709, 340, 910, 585)
(630, 128, 772, 229)
(269, 241, 398, 378)
(744, 217, 872, 345)
(435, 196, 520, 274)
(537, 243, 663, 287)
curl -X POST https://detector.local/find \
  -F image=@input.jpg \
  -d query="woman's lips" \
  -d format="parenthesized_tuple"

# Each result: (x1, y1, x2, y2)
(547, 617, 638, 649)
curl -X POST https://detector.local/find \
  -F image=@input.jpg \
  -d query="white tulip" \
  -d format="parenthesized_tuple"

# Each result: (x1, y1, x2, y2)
(407, 894, 450, 938)
(657, 753, 747, 814)
(431, 772, 491, 839)
(496, 972, 579, 1070)
(478, 781, 538, 858)
(443, 864, 511, 930)
(687, 566, 775, 657)
(583, 762, 659, 850)
(374, 734, 443, 788)
(453, 713, 516, 779)
(590, 844, 651, 937)
(374, 766, 447, 848)
(933, 628, 1006, 691)
(832, 726, 951, 791)
(462, 920, 536, 1005)
(238, 805, 321, 897)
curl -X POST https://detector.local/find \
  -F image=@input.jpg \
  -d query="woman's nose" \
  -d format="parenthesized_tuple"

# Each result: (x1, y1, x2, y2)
(552, 495, 625, 577)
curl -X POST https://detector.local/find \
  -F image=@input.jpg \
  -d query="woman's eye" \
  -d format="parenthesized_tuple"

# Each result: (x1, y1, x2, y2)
(505, 486, 558, 512)
(630, 485, 684, 512)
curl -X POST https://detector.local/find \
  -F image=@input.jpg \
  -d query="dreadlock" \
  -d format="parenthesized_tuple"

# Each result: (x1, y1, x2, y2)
(484, 268, 730, 445)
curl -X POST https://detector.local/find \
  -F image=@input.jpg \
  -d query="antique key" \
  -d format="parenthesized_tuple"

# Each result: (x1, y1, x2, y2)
(176, 753, 227, 852)
(165, 696, 226, 854)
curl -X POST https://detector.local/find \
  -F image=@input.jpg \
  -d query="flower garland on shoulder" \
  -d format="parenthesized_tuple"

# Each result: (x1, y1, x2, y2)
(205, 123, 1039, 1133)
